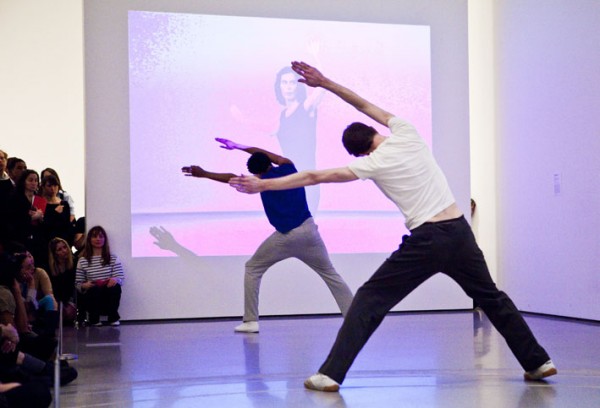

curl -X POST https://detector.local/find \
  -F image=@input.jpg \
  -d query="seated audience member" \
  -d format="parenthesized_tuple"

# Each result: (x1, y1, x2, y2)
(76, 226, 124, 326)
(7, 170, 46, 264)
(0, 253, 76, 394)
(47, 238, 77, 325)
(0, 323, 53, 408)
(13, 253, 58, 353)
(0, 321, 53, 408)
(40, 168, 76, 223)
(15, 253, 58, 322)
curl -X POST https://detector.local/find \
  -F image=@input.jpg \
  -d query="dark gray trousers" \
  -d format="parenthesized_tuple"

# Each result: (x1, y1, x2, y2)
(319, 216, 550, 383)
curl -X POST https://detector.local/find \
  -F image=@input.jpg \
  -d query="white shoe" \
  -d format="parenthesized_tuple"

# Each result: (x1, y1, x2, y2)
(304, 373, 340, 392)
(234, 321, 259, 333)
(524, 360, 557, 381)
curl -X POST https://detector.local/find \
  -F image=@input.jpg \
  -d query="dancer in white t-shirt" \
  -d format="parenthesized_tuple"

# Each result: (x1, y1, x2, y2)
(229, 61, 556, 392)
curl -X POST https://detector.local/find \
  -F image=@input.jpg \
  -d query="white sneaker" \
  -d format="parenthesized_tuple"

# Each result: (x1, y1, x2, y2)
(524, 360, 557, 381)
(234, 321, 259, 333)
(304, 373, 340, 392)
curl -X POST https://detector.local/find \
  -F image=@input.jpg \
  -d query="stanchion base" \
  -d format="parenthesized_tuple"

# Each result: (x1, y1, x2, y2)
(60, 353, 79, 361)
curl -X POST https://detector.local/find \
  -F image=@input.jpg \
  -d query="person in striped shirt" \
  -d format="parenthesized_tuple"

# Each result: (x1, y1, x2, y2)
(75, 226, 124, 326)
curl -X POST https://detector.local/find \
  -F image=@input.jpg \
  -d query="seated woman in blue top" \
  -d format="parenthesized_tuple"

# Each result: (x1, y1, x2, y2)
(181, 138, 353, 333)
(75, 226, 124, 326)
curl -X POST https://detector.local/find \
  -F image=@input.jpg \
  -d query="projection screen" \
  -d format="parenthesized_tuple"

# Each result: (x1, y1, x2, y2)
(84, 0, 471, 320)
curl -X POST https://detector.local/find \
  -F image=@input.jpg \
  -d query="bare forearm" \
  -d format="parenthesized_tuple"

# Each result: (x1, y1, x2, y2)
(322, 79, 368, 112)
(201, 171, 237, 183)
(262, 168, 356, 191)
(320, 78, 393, 126)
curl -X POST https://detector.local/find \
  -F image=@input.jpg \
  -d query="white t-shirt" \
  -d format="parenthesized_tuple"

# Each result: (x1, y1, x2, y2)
(348, 117, 455, 230)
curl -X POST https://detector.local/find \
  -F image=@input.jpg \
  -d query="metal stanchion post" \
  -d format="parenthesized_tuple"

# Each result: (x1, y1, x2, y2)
(54, 302, 62, 407)
(54, 301, 79, 408)
(59, 301, 78, 361)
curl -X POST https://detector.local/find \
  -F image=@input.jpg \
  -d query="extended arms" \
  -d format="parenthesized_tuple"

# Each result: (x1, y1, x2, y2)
(229, 167, 358, 194)
(182, 138, 292, 182)
(291, 61, 394, 127)
(215, 138, 291, 166)
(181, 165, 237, 184)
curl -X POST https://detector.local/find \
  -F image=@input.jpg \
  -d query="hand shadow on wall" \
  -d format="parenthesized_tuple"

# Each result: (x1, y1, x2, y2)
(149, 226, 198, 258)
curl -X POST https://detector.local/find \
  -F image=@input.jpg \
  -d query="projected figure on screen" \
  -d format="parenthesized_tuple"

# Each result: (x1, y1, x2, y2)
(230, 61, 557, 391)
(274, 64, 324, 214)
(231, 42, 324, 214)
(181, 138, 352, 334)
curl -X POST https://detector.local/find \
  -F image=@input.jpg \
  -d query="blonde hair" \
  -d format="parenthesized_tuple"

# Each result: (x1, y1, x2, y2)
(48, 237, 74, 276)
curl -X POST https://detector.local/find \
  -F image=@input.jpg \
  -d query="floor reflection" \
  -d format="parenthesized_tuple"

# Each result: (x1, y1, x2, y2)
(55, 312, 599, 407)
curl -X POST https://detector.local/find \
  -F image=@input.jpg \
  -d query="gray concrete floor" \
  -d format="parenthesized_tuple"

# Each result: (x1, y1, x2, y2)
(55, 311, 599, 407)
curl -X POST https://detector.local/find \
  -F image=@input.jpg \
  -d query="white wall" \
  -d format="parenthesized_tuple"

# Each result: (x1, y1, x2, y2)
(0, 0, 85, 219)
(468, 0, 498, 282)
(495, 0, 600, 320)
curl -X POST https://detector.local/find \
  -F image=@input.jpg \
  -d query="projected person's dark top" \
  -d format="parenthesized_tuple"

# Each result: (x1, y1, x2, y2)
(275, 67, 322, 214)
(260, 163, 311, 233)
(181, 140, 353, 334)
(277, 108, 317, 172)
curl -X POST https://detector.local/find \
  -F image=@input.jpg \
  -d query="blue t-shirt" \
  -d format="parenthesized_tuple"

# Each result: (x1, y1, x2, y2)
(260, 163, 312, 233)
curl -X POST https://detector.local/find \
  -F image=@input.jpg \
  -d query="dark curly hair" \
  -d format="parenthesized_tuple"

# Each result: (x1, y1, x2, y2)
(246, 152, 272, 175)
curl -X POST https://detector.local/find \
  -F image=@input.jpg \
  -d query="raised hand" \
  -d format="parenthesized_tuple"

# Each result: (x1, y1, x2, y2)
(150, 226, 178, 250)
(181, 165, 206, 178)
(149, 226, 197, 257)
(229, 175, 263, 194)
(291, 61, 326, 87)
(215, 137, 241, 150)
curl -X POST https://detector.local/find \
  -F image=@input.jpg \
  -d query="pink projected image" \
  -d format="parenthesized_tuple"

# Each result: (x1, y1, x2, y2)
(128, 11, 431, 257)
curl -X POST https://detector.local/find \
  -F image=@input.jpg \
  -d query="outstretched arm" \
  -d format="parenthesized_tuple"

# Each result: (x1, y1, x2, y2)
(215, 138, 291, 166)
(302, 40, 326, 113)
(181, 165, 236, 183)
(229, 167, 358, 194)
(291, 61, 394, 127)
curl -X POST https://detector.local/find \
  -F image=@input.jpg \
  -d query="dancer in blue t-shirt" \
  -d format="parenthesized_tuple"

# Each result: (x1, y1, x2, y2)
(181, 138, 353, 333)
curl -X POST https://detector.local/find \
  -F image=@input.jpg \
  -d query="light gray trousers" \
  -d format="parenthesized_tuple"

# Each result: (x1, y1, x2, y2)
(243, 217, 353, 322)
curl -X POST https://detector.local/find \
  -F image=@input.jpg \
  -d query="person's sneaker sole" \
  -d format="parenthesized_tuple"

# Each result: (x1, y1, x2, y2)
(524, 366, 557, 381)
(234, 328, 259, 333)
(304, 378, 340, 392)
(233, 322, 259, 333)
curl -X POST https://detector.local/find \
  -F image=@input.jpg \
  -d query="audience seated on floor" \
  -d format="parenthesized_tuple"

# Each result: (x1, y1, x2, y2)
(10, 252, 58, 362)
(47, 238, 77, 326)
(14, 252, 58, 336)
(0, 252, 76, 402)
(76, 226, 124, 327)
